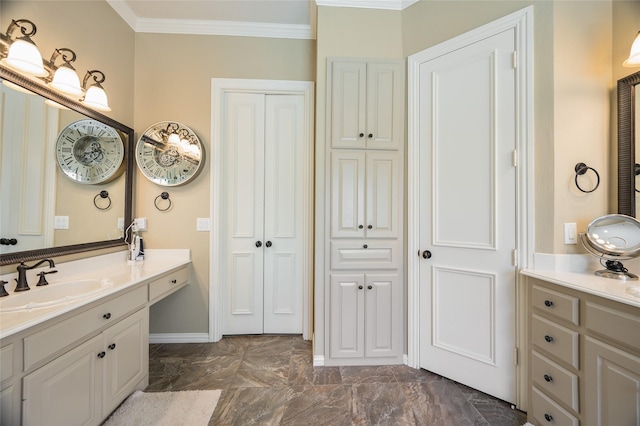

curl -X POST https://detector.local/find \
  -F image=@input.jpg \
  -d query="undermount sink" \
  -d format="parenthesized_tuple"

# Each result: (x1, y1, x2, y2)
(0, 279, 114, 313)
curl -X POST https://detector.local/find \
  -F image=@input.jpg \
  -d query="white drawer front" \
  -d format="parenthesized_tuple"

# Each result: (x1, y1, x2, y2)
(149, 266, 190, 303)
(331, 240, 400, 270)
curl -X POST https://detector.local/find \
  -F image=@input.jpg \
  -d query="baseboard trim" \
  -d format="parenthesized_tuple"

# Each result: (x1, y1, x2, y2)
(149, 333, 210, 344)
(313, 355, 325, 367)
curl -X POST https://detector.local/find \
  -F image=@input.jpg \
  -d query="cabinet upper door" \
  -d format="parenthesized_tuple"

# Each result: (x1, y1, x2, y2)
(329, 60, 404, 150)
(331, 151, 366, 238)
(365, 151, 401, 238)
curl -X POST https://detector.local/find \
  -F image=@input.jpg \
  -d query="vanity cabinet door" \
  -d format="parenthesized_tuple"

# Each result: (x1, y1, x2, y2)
(103, 307, 148, 416)
(23, 334, 103, 426)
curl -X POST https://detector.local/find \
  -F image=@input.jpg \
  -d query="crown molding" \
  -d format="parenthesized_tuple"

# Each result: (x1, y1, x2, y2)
(315, 0, 419, 10)
(106, 0, 316, 40)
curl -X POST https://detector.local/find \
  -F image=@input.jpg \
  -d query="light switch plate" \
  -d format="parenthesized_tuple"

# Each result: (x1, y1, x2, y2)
(135, 217, 147, 231)
(564, 223, 577, 244)
(54, 216, 69, 230)
(197, 218, 210, 232)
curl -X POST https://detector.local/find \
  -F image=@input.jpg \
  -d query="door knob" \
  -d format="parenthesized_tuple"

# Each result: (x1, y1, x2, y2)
(422, 250, 432, 259)
(265, 241, 272, 247)
(255, 241, 262, 248)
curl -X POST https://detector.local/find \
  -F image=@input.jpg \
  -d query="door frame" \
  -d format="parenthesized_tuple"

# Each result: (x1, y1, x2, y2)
(406, 6, 533, 408)
(209, 78, 315, 342)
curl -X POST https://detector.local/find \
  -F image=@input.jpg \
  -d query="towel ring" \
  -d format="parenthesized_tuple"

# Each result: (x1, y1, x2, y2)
(154, 192, 172, 211)
(574, 162, 600, 193)
(93, 190, 112, 210)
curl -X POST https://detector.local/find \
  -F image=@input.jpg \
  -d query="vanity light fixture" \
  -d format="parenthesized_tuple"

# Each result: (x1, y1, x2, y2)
(0, 19, 47, 77)
(623, 30, 640, 67)
(81, 70, 111, 112)
(47, 48, 83, 97)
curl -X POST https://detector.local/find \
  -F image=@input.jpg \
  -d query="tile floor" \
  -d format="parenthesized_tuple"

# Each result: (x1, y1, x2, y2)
(147, 335, 527, 425)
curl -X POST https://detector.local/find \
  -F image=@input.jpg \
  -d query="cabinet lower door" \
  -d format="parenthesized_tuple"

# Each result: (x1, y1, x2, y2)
(330, 274, 365, 358)
(23, 335, 103, 426)
(364, 274, 402, 358)
(584, 336, 640, 426)
(103, 308, 149, 416)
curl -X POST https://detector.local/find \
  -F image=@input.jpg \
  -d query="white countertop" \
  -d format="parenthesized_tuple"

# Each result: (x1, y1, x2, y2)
(0, 249, 191, 340)
(522, 254, 640, 309)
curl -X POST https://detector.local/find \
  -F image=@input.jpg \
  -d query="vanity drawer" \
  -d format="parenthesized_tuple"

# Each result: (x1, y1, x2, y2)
(23, 286, 147, 371)
(331, 240, 401, 270)
(531, 387, 579, 426)
(532, 314, 579, 369)
(531, 351, 579, 411)
(532, 284, 579, 326)
(148, 266, 190, 303)
(585, 302, 640, 352)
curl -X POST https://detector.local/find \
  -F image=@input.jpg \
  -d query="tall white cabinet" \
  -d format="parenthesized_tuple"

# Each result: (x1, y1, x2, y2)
(325, 58, 405, 366)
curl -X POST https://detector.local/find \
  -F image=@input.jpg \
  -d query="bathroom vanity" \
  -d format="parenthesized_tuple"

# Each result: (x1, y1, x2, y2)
(522, 268, 640, 426)
(0, 249, 191, 426)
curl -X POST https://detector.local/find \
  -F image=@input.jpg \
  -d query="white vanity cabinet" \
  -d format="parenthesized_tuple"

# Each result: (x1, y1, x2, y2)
(0, 258, 191, 426)
(527, 277, 640, 426)
(329, 60, 404, 151)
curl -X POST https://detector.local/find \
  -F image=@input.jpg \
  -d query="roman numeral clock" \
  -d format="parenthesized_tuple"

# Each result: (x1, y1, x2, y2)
(135, 121, 204, 186)
(55, 119, 125, 184)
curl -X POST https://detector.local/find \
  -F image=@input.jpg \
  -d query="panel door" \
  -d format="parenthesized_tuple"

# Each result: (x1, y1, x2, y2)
(330, 274, 365, 358)
(263, 94, 305, 333)
(584, 337, 640, 426)
(330, 61, 366, 149)
(364, 273, 402, 358)
(103, 308, 149, 416)
(418, 29, 517, 403)
(365, 62, 404, 150)
(365, 151, 401, 239)
(23, 335, 103, 426)
(331, 150, 366, 239)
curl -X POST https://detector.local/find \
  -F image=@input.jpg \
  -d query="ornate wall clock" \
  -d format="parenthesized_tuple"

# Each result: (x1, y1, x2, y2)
(135, 121, 204, 186)
(55, 119, 125, 184)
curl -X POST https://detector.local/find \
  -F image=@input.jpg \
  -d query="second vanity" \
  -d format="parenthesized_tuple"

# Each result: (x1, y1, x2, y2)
(0, 249, 191, 426)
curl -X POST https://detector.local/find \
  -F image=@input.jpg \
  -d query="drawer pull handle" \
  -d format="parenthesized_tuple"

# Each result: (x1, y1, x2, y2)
(108, 343, 116, 350)
(544, 413, 553, 422)
(544, 300, 554, 307)
(544, 335, 554, 343)
(97, 351, 106, 359)
(543, 374, 553, 382)
(358, 285, 363, 290)
(103, 313, 112, 320)
(171, 279, 177, 284)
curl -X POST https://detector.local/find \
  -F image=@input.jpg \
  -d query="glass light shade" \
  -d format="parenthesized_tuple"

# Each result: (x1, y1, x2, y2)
(82, 85, 111, 111)
(1, 79, 34, 95)
(49, 65, 83, 97)
(623, 31, 640, 67)
(44, 99, 70, 110)
(0, 38, 47, 77)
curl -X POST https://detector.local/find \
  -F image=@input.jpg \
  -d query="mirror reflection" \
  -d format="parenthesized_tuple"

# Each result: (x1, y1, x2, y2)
(0, 79, 127, 258)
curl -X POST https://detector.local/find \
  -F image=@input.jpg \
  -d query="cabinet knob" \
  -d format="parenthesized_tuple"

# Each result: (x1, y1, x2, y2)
(359, 133, 364, 138)
(358, 225, 364, 229)
(367, 285, 373, 290)
(358, 285, 363, 290)
(422, 250, 432, 259)
(544, 300, 553, 307)
(543, 374, 553, 382)
(265, 241, 272, 248)
(255, 241, 262, 248)
(363, 244, 368, 249)
(103, 313, 112, 320)
(368, 133, 373, 138)
(367, 225, 373, 229)
(108, 343, 116, 350)
(544, 335, 554, 343)
(97, 351, 106, 359)
(544, 413, 553, 422)
(171, 279, 177, 284)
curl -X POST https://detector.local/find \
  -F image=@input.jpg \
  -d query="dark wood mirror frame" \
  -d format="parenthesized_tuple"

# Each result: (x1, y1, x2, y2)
(0, 65, 134, 266)
(618, 70, 640, 217)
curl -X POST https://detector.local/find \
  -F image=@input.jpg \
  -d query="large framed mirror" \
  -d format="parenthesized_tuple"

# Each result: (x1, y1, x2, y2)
(618, 70, 640, 217)
(0, 65, 134, 266)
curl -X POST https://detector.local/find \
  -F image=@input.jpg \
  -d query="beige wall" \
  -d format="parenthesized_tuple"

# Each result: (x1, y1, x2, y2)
(133, 33, 315, 334)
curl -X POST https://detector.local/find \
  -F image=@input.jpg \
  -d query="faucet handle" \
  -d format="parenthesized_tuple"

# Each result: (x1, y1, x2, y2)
(36, 270, 58, 287)
(0, 280, 8, 297)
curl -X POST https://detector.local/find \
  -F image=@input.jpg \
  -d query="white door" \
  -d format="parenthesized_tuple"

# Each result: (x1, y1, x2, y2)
(223, 92, 304, 335)
(0, 85, 56, 253)
(418, 29, 517, 402)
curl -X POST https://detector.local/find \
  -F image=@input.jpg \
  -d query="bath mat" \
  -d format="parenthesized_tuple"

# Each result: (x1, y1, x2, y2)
(103, 389, 221, 426)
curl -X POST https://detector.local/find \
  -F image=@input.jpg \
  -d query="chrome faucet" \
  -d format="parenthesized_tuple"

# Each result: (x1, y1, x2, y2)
(14, 259, 56, 292)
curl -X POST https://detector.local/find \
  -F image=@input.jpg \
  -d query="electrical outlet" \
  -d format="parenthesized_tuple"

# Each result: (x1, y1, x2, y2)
(564, 223, 577, 244)
(117, 217, 124, 231)
(197, 218, 210, 232)
(54, 216, 69, 230)
(135, 217, 148, 231)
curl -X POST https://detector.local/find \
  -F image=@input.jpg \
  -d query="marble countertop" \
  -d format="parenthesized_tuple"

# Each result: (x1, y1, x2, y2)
(0, 249, 191, 340)
(521, 268, 640, 309)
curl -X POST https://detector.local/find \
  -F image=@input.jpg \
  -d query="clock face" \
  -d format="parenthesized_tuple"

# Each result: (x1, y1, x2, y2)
(55, 119, 125, 184)
(135, 121, 203, 186)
